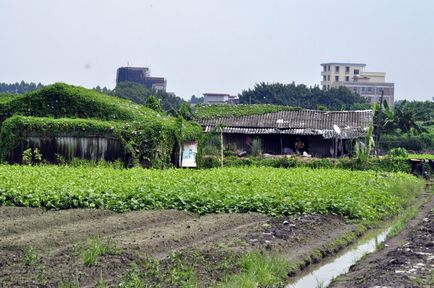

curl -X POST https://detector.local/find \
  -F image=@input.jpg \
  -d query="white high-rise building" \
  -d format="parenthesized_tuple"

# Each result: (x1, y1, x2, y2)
(320, 62, 394, 106)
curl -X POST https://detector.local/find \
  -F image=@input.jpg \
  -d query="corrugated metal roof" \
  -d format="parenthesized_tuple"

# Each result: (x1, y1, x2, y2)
(199, 110, 373, 139)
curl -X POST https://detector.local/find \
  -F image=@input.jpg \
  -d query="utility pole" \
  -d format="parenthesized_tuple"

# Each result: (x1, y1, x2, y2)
(376, 89, 384, 156)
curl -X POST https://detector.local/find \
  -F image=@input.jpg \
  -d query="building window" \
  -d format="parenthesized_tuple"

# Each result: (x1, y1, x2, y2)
(367, 87, 372, 92)
(361, 87, 365, 92)
(345, 76, 350, 82)
(327, 75, 330, 81)
(354, 69, 360, 75)
(323, 66, 327, 72)
(335, 76, 339, 82)
(345, 66, 350, 73)
(328, 65, 331, 71)
(323, 76, 326, 81)
(335, 66, 340, 72)
(327, 85, 330, 89)
(353, 87, 357, 92)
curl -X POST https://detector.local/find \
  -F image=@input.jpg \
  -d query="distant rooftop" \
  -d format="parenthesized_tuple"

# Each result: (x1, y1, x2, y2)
(320, 62, 366, 67)
(117, 67, 149, 71)
(203, 93, 231, 96)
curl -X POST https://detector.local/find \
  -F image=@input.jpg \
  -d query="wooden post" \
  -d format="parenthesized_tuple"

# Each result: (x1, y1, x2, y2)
(220, 128, 224, 168)
(376, 90, 384, 156)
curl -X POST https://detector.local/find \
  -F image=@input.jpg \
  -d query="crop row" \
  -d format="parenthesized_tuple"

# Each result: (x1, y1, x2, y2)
(0, 165, 424, 220)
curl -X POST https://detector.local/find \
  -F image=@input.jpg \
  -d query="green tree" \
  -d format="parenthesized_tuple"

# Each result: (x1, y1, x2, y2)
(145, 96, 163, 113)
(112, 81, 185, 114)
(178, 102, 193, 120)
(381, 101, 427, 135)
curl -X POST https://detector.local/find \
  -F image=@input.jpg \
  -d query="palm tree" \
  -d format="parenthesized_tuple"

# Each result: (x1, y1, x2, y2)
(382, 101, 426, 135)
(393, 101, 426, 134)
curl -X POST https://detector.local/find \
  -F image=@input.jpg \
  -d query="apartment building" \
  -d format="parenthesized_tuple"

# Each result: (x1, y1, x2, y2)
(320, 62, 394, 106)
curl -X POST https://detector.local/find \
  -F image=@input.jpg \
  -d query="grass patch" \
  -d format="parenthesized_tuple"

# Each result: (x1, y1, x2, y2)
(82, 237, 118, 266)
(118, 253, 200, 288)
(218, 252, 289, 288)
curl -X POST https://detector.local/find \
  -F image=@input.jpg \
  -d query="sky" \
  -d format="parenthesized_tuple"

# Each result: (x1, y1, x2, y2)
(1, 0, 433, 101)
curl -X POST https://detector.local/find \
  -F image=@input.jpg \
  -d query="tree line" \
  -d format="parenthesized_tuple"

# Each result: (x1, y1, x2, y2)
(0, 81, 44, 94)
(237, 82, 370, 110)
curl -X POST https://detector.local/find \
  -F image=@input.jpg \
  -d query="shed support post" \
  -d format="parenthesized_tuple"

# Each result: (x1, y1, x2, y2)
(280, 135, 283, 155)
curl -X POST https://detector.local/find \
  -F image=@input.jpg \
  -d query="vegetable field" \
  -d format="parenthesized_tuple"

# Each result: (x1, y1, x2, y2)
(0, 165, 424, 220)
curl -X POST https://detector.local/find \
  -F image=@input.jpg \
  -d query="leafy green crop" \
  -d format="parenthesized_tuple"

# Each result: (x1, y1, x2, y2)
(0, 166, 423, 220)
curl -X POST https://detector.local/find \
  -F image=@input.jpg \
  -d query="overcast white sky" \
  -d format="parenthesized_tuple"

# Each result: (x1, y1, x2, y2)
(1, 0, 433, 101)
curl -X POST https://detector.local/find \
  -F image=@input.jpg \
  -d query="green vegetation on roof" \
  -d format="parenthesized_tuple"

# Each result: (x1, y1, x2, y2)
(194, 104, 302, 119)
(0, 83, 167, 123)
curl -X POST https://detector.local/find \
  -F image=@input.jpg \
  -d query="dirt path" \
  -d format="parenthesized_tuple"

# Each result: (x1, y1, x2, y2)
(330, 188, 434, 288)
(0, 206, 358, 287)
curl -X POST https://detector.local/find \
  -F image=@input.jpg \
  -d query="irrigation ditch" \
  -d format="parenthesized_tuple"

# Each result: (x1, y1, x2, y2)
(288, 179, 433, 288)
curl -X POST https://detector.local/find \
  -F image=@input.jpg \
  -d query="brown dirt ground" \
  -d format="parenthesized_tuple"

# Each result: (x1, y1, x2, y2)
(330, 191, 434, 288)
(0, 206, 358, 288)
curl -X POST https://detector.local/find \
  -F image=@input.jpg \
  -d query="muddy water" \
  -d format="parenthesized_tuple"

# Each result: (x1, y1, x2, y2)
(286, 228, 391, 288)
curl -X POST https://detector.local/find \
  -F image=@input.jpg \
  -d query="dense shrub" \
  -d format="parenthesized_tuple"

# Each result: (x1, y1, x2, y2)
(203, 156, 413, 174)
(387, 148, 408, 158)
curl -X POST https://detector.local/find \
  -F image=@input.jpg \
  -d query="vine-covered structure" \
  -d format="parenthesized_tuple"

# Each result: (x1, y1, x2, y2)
(0, 83, 202, 167)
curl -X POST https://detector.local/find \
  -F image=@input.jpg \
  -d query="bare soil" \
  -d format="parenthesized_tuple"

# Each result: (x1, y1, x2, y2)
(330, 192, 434, 288)
(0, 207, 357, 288)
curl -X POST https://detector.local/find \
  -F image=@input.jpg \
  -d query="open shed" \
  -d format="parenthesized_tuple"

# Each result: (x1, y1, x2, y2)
(198, 110, 373, 157)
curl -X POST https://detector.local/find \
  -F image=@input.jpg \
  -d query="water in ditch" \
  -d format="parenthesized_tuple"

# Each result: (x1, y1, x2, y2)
(286, 227, 391, 288)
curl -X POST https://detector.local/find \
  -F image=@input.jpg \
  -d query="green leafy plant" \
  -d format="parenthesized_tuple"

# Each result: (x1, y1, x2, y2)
(250, 138, 262, 157)
(23, 246, 38, 266)
(22, 148, 33, 165)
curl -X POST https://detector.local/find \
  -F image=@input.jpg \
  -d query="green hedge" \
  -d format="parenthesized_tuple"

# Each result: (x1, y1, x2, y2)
(203, 156, 412, 173)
